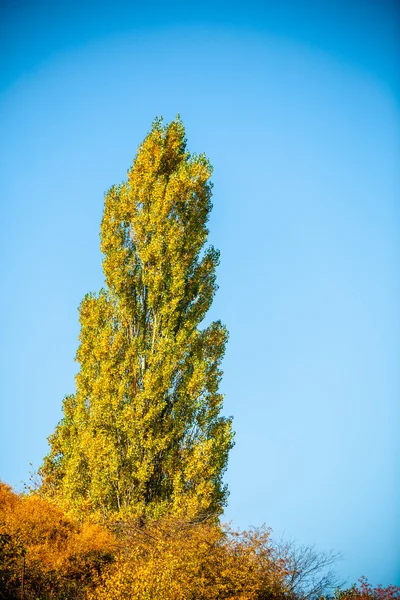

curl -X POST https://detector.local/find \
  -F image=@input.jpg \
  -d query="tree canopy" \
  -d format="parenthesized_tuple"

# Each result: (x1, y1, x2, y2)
(40, 117, 234, 521)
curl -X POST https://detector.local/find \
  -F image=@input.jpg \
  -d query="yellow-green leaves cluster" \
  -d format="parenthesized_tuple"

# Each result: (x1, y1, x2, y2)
(41, 118, 234, 521)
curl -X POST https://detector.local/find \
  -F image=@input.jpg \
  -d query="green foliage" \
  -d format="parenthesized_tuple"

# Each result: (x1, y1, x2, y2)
(40, 117, 234, 521)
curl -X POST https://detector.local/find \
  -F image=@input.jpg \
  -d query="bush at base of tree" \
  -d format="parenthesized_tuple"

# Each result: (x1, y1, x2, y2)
(1, 482, 290, 600)
(2, 482, 399, 600)
(0, 482, 116, 599)
(335, 578, 400, 600)
(88, 518, 288, 600)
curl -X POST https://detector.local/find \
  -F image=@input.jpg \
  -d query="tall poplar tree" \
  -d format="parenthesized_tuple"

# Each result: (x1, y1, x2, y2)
(40, 118, 234, 521)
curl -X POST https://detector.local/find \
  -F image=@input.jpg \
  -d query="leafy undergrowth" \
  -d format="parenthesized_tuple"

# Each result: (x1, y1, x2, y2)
(1, 482, 399, 600)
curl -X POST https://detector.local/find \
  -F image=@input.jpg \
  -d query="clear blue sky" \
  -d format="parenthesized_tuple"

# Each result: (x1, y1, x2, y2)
(1, 0, 399, 587)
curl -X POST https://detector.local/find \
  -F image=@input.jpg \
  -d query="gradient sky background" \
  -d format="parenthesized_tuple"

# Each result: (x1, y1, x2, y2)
(1, 0, 399, 587)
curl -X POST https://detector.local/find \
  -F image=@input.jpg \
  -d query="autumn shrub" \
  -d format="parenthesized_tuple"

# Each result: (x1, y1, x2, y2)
(1, 481, 351, 600)
(335, 578, 400, 600)
(0, 482, 117, 599)
(87, 516, 289, 600)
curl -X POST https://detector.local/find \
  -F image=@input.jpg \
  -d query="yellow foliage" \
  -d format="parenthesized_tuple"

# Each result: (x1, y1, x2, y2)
(89, 517, 287, 600)
(1, 484, 290, 599)
(40, 117, 234, 522)
(0, 484, 343, 599)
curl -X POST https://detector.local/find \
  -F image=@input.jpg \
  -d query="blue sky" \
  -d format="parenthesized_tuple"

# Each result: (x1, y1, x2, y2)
(1, 0, 399, 587)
